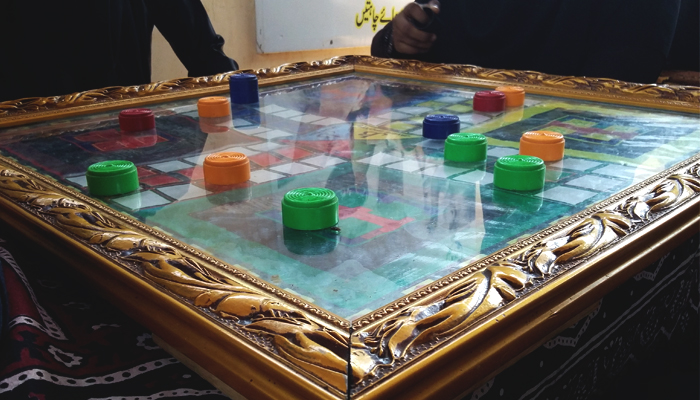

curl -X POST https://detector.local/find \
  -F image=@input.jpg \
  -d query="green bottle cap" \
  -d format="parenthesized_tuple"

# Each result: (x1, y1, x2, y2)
(493, 155, 545, 191)
(86, 160, 139, 196)
(444, 133, 487, 162)
(282, 188, 339, 231)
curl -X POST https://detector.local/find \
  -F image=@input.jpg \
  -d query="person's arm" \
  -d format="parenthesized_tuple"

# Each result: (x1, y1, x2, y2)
(146, 0, 238, 77)
(371, 1, 440, 58)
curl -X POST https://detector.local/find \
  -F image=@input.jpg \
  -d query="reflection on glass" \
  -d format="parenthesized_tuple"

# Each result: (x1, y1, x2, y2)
(120, 128, 158, 148)
(545, 159, 564, 181)
(283, 227, 340, 255)
(493, 187, 544, 213)
(1, 75, 698, 318)
(199, 116, 232, 134)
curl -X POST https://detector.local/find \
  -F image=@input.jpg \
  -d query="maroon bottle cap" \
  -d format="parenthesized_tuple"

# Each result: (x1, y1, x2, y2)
(473, 91, 507, 112)
(119, 108, 155, 132)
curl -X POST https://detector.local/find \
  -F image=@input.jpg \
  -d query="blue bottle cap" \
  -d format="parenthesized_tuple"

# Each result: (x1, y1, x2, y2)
(423, 114, 460, 139)
(229, 73, 259, 104)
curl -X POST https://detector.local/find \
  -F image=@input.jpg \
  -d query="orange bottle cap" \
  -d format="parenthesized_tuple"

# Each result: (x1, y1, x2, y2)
(519, 130, 565, 161)
(495, 86, 525, 107)
(203, 152, 250, 185)
(197, 96, 231, 118)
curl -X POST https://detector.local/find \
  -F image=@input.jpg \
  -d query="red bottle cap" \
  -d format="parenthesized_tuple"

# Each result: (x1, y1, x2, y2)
(119, 109, 155, 132)
(473, 91, 507, 112)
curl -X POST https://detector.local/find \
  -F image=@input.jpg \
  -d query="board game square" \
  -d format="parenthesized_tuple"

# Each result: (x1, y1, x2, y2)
(113, 190, 170, 210)
(566, 176, 625, 192)
(396, 107, 433, 115)
(593, 164, 657, 180)
(376, 111, 410, 120)
(248, 142, 285, 152)
(356, 153, 405, 166)
(66, 175, 88, 187)
(148, 160, 194, 173)
(274, 147, 314, 160)
(452, 171, 494, 184)
(301, 155, 346, 167)
(445, 104, 471, 113)
(416, 100, 447, 108)
(137, 166, 157, 178)
(249, 170, 286, 183)
(386, 122, 416, 132)
(270, 163, 317, 175)
(272, 110, 305, 118)
(421, 165, 470, 178)
(542, 186, 597, 205)
(158, 184, 210, 201)
(338, 217, 381, 239)
(489, 147, 519, 158)
(418, 139, 445, 150)
(361, 117, 388, 126)
(470, 113, 493, 124)
(290, 114, 325, 123)
(562, 158, 603, 171)
(434, 96, 467, 103)
(254, 129, 294, 139)
(177, 166, 205, 181)
(232, 119, 256, 128)
(235, 127, 270, 135)
(74, 129, 120, 142)
(257, 104, 287, 113)
(220, 147, 261, 157)
(141, 175, 182, 187)
(385, 160, 432, 173)
(249, 153, 286, 167)
(93, 141, 128, 152)
(311, 117, 346, 126)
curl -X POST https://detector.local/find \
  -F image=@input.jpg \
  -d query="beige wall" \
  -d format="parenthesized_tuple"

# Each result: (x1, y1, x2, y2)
(151, 0, 370, 82)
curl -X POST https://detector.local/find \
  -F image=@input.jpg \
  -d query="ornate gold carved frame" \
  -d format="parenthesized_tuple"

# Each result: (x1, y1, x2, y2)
(0, 56, 698, 400)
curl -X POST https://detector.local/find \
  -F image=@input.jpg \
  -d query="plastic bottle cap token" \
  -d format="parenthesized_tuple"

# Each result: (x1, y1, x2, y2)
(203, 152, 250, 185)
(119, 109, 155, 132)
(473, 90, 507, 112)
(229, 73, 259, 104)
(493, 155, 545, 191)
(282, 188, 339, 231)
(86, 160, 139, 196)
(444, 133, 488, 162)
(495, 86, 526, 107)
(197, 97, 231, 118)
(519, 130, 565, 161)
(422, 114, 460, 139)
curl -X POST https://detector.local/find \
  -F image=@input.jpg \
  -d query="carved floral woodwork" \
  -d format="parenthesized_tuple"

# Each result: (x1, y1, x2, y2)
(0, 56, 698, 398)
(349, 160, 700, 389)
(0, 169, 351, 392)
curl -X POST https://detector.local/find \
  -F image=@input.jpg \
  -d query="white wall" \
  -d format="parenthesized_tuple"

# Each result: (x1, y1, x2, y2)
(255, 0, 405, 53)
(152, 0, 386, 82)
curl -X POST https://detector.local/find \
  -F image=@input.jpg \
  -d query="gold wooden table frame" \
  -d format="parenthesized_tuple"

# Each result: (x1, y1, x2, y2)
(0, 56, 698, 400)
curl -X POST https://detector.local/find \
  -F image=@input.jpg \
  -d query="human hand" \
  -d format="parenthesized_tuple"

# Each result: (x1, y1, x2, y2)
(391, 0, 441, 55)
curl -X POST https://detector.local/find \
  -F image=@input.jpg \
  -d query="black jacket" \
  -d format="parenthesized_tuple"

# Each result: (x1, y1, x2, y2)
(372, 0, 698, 83)
(0, 0, 238, 101)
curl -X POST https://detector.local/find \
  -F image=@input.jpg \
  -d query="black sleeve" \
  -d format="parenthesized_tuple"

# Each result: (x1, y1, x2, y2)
(371, 22, 394, 58)
(576, 0, 682, 83)
(145, 0, 238, 77)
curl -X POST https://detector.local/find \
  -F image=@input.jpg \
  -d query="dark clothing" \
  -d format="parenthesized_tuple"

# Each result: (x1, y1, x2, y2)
(372, 0, 698, 83)
(0, 0, 238, 102)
